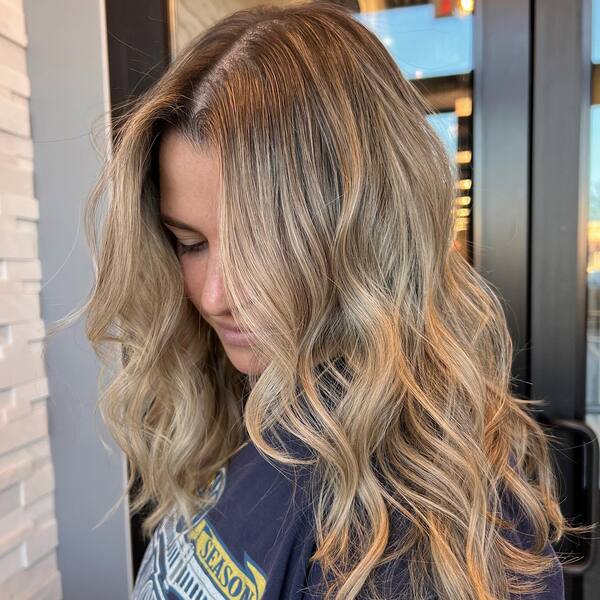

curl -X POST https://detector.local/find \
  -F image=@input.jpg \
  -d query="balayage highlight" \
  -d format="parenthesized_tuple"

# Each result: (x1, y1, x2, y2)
(48, 2, 592, 599)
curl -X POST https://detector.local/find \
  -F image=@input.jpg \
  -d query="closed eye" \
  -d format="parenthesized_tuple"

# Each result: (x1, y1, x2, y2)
(175, 240, 207, 256)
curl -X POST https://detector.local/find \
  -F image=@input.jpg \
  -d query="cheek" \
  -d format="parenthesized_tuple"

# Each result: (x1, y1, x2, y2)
(180, 261, 205, 304)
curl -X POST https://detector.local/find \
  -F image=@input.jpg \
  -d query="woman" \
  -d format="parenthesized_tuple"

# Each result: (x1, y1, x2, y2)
(52, 2, 587, 599)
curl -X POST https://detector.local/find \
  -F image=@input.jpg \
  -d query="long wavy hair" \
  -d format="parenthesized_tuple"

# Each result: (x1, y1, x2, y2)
(48, 2, 591, 599)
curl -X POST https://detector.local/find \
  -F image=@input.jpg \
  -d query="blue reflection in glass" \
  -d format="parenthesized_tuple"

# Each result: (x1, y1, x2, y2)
(592, 108, 600, 221)
(593, 0, 600, 63)
(592, 0, 600, 218)
(428, 112, 458, 160)
(353, 4, 472, 80)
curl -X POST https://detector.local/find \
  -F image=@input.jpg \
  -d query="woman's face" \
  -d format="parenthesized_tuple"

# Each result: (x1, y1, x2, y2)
(158, 129, 264, 376)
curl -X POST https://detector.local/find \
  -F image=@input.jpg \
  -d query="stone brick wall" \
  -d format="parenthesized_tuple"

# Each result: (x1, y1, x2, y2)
(0, 0, 62, 597)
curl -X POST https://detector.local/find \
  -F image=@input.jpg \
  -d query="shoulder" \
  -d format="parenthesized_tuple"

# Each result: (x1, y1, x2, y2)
(499, 486, 565, 599)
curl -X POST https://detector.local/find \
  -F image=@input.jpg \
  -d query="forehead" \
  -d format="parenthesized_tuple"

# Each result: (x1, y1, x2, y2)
(158, 130, 221, 225)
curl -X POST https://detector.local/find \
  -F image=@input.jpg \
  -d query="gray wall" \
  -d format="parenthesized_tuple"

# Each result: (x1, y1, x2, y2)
(24, 0, 132, 597)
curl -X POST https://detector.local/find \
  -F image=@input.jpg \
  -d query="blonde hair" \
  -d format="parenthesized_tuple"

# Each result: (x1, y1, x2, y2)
(49, 2, 590, 599)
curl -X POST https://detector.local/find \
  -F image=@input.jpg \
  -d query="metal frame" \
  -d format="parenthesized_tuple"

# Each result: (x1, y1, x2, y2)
(105, 0, 171, 134)
(529, 1, 594, 597)
(472, 0, 532, 400)
(530, 0, 591, 425)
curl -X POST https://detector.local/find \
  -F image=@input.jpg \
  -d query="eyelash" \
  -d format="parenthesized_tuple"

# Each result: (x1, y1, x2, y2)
(175, 240, 207, 256)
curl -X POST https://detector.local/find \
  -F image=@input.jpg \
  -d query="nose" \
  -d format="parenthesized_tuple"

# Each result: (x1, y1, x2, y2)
(200, 250, 231, 318)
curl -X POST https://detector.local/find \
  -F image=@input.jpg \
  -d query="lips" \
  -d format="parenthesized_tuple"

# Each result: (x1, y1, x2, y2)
(215, 323, 255, 346)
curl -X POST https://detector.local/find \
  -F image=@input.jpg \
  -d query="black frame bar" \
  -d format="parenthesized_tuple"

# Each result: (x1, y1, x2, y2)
(104, 0, 172, 578)
(472, 0, 531, 400)
(529, 0, 594, 598)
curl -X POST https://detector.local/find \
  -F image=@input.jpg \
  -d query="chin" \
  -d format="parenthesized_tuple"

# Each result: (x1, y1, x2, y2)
(224, 344, 266, 376)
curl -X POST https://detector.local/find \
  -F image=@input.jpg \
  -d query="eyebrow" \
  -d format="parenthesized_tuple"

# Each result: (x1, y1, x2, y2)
(160, 214, 199, 232)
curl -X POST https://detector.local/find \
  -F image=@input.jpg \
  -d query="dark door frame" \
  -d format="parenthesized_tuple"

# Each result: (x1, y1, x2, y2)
(472, 0, 531, 401)
(104, 0, 171, 578)
(474, 1, 595, 599)
(528, 1, 595, 598)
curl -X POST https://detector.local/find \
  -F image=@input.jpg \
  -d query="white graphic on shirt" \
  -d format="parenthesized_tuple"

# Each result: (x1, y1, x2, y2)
(132, 467, 230, 600)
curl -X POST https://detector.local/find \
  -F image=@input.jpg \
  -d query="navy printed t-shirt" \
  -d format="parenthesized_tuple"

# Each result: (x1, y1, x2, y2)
(131, 435, 565, 600)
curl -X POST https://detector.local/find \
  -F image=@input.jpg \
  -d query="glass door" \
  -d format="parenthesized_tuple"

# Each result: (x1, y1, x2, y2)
(352, 3, 475, 262)
(587, 0, 600, 487)
(584, 0, 600, 596)
(528, 0, 599, 598)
